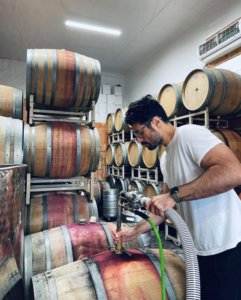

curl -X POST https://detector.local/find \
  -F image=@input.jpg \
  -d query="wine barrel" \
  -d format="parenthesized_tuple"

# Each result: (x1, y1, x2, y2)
(128, 140, 144, 167)
(129, 179, 146, 192)
(114, 142, 130, 167)
(143, 182, 164, 197)
(103, 189, 118, 219)
(146, 93, 158, 100)
(182, 68, 241, 116)
(0, 116, 23, 164)
(106, 175, 116, 188)
(158, 83, 188, 118)
(105, 144, 115, 166)
(26, 49, 101, 111)
(24, 194, 99, 235)
(114, 107, 130, 132)
(0, 85, 23, 120)
(114, 178, 127, 193)
(0, 240, 23, 300)
(30, 249, 186, 300)
(106, 113, 116, 134)
(31, 191, 79, 198)
(142, 145, 159, 168)
(23, 122, 100, 178)
(211, 128, 241, 162)
(24, 221, 149, 300)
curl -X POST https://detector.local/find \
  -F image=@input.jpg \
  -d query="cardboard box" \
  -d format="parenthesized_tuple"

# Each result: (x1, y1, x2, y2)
(102, 85, 111, 95)
(107, 95, 115, 105)
(98, 94, 107, 104)
(115, 96, 122, 106)
(113, 86, 122, 95)
(107, 104, 116, 113)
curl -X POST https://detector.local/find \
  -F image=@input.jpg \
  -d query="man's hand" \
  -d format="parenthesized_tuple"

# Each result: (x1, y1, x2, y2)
(111, 227, 140, 244)
(146, 192, 176, 218)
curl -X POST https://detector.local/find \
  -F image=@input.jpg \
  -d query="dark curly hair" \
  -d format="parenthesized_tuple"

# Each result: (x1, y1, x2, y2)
(125, 96, 169, 127)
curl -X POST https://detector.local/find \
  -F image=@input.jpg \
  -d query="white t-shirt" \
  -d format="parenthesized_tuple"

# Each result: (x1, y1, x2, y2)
(160, 124, 241, 256)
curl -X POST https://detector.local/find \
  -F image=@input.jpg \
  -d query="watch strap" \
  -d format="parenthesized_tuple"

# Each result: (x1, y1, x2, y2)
(170, 186, 182, 203)
(171, 192, 182, 203)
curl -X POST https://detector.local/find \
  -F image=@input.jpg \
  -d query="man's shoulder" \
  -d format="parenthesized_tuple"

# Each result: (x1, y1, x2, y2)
(176, 124, 210, 138)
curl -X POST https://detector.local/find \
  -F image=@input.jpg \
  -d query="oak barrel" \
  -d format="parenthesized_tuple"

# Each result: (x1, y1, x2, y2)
(143, 182, 164, 197)
(23, 122, 100, 178)
(142, 145, 159, 168)
(24, 194, 99, 235)
(211, 128, 241, 162)
(0, 116, 23, 164)
(31, 191, 79, 198)
(128, 140, 144, 167)
(26, 49, 101, 111)
(0, 85, 23, 120)
(30, 249, 186, 300)
(129, 179, 146, 192)
(182, 68, 241, 116)
(114, 142, 130, 167)
(24, 221, 150, 299)
(146, 93, 158, 100)
(0, 240, 23, 300)
(105, 144, 115, 165)
(114, 178, 128, 193)
(114, 107, 130, 132)
(158, 83, 188, 118)
(106, 113, 116, 134)
(106, 175, 116, 188)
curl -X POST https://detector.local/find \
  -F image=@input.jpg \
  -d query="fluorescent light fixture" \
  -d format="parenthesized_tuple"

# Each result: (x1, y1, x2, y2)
(66, 21, 121, 36)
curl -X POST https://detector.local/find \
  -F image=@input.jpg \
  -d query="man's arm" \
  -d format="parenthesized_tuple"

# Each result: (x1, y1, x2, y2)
(146, 144, 241, 217)
(178, 143, 241, 201)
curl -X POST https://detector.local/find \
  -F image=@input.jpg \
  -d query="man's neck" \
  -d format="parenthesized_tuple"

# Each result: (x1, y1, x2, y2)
(161, 124, 176, 147)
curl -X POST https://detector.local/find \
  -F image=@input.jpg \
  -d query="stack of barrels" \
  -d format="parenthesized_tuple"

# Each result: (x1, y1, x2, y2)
(157, 68, 241, 163)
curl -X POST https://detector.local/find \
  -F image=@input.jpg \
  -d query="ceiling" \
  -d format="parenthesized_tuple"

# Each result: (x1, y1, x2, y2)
(0, 0, 223, 75)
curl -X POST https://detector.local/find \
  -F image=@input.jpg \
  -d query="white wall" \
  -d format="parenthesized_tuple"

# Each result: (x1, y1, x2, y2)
(0, 58, 26, 95)
(125, 0, 241, 104)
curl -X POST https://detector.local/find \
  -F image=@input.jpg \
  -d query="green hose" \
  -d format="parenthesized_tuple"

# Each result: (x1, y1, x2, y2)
(147, 217, 166, 300)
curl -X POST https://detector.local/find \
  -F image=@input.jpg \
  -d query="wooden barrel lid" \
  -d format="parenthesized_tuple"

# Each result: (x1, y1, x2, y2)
(115, 143, 123, 166)
(183, 70, 209, 111)
(158, 83, 183, 117)
(128, 141, 139, 166)
(142, 145, 158, 168)
(106, 113, 114, 134)
(114, 108, 128, 132)
(143, 182, 163, 197)
(106, 145, 114, 165)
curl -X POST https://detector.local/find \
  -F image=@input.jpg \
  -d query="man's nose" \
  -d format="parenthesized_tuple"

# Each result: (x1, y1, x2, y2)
(136, 136, 143, 143)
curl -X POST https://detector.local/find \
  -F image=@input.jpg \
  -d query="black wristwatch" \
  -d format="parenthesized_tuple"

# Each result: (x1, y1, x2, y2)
(170, 186, 182, 203)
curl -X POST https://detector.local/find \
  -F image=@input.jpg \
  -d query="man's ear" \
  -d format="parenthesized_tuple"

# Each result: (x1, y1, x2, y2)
(152, 116, 161, 128)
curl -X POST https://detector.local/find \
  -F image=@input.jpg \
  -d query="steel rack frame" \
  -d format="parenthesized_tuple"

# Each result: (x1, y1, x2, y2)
(26, 172, 95, 205)
(165, 220, 182, 247)
(169, 107, 228, 128)
(107, 165, 127, 179)
(29, 95, 96, 128)
(108, 130, 131, 144)
(131, 167, 159, 184)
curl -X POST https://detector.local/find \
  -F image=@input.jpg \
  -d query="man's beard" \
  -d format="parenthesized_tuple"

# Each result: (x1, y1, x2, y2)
(141, 130, 163, 150)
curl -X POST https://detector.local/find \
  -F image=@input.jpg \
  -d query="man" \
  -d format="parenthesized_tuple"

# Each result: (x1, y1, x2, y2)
(112, 97, 241, 300)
